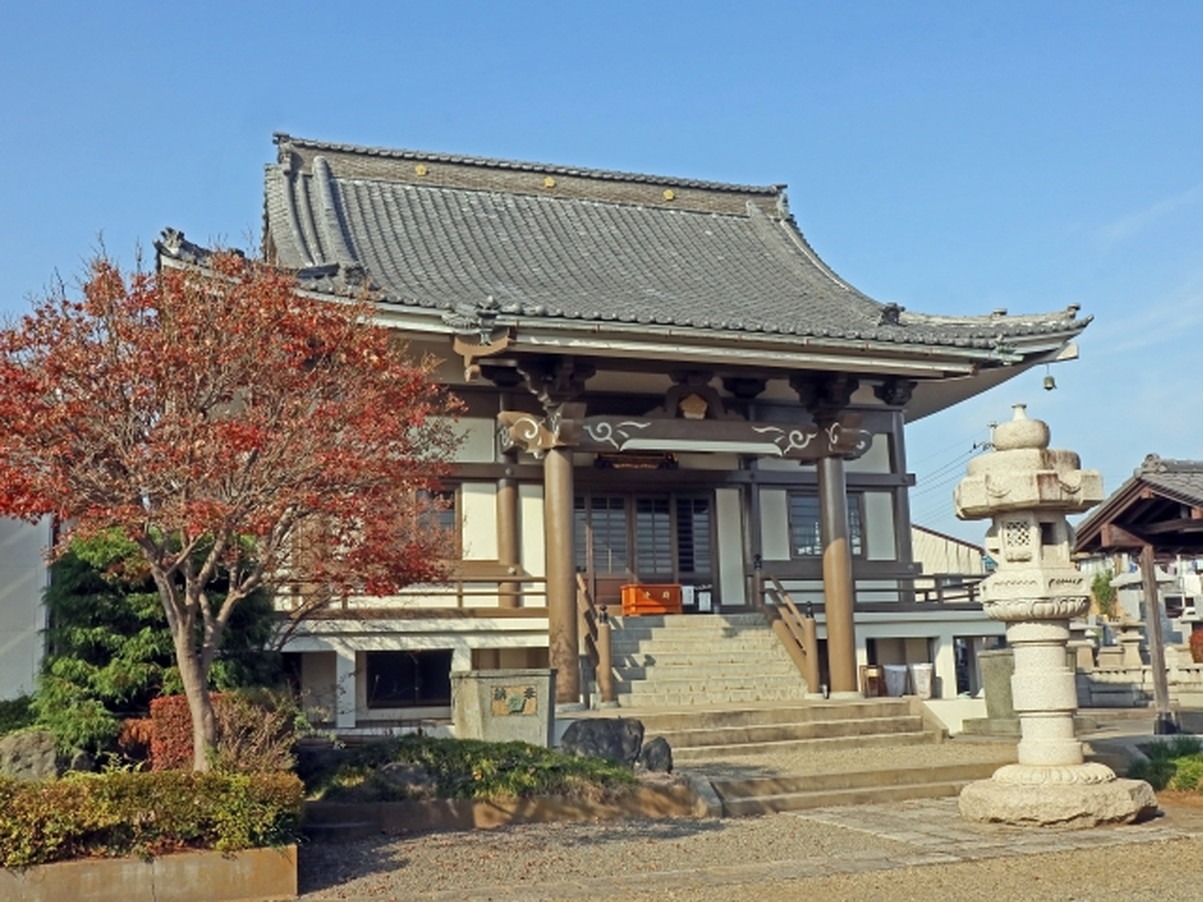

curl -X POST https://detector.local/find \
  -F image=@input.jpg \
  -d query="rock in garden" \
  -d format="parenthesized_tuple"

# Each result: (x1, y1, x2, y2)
(638, 736, 673, 773)
(377, 761, 439, 799)
(0, 730, 60, 780)
(559, 718, 644, 767)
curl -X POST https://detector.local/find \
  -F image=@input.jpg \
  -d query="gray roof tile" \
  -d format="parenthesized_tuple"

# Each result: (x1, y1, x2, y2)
(263, 135, 1090, 352)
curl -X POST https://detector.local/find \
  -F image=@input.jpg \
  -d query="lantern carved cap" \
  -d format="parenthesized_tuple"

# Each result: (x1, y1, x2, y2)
(955, 404, 1104, 520)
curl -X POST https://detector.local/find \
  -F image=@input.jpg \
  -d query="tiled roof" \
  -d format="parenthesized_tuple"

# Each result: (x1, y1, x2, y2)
(1138, 456, 1203, 506)
(262, 134, 1089, 353)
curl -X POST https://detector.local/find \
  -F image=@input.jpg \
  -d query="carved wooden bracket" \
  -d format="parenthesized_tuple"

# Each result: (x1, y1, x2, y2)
(498, 410, 871, 461)
(517, 358, 596, 410)
(497, 403, 586, 458)
(790, 373, 860, 426)
(453, 330, 515, 381)
(651, 371, 738, 421)
(874, 378, 916, 407)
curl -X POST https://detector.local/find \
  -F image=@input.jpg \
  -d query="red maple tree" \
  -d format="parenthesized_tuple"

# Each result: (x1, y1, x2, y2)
(0, 251, 461, 769)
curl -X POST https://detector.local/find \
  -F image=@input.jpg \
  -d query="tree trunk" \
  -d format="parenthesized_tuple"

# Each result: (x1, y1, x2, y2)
(174, 635, 215, 772)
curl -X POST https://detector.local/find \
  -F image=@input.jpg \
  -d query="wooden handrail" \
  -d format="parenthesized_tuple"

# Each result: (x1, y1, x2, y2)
(764, 574, 822, 694)
(576, 573, 615, 705)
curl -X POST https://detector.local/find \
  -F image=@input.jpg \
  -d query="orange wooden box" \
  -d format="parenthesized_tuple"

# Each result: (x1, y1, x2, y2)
(620, 584, 683, 616)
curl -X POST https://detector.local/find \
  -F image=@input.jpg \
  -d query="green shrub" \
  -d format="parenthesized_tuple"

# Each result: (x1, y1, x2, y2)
(34, 534, 284, 758)
(0, 696, 35, 736)
(1130, 737, 1203, 790)
(0, 770, 302, 867)
(1167, 755, 1203, 792)
(309, 735, 638, 804)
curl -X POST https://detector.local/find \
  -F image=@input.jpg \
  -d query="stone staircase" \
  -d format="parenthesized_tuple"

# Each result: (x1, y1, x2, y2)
(594, 614, 1015, 814)
(708, 757, 1010, 816)
(608, 612, 811, 707)
(632, 701, 1011, 815)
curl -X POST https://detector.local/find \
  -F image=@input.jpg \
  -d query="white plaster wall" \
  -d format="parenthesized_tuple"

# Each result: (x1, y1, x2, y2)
(715, 488, 746, 606)
(460, 482, 498, 560)
(845, 610, 1005, 700)
(911, 527, 986, 575)
(759, 489, 791, 561)
(0, 518, 49, 699)
(519, 483, 546, 579)
(284, 616, 550, 726)
(863, 491, 897, 561)
(455, 417, 498, 464)
(299, 650, 337, 724)
(845, 434, 891, 474)
(675, 453, 741, 471)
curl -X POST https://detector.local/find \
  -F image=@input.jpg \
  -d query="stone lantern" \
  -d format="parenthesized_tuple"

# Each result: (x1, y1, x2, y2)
(955, 404, 1155, 827)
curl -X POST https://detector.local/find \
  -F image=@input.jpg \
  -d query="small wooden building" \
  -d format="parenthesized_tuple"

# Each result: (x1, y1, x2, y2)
(159, 135, 1088, 727)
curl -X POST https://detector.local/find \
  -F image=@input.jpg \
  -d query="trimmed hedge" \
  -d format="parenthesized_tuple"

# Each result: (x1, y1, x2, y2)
(0, 770, 302, 867)
(148, 694, 201, 770)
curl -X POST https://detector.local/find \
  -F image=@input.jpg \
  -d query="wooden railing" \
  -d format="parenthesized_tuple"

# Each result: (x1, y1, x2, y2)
(280, 562, 550, 617)
(576, 573, 615, 705)
(751, 573, 986, 613)
(759, 575, 822, 693)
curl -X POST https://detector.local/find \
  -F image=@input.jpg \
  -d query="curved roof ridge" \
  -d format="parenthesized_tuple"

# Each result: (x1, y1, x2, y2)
(274, 132, 784, 196)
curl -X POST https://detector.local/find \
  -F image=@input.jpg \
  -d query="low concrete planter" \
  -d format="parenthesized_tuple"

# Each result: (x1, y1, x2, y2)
(0, 844, 297, 902)
(305, 781, 704, 840)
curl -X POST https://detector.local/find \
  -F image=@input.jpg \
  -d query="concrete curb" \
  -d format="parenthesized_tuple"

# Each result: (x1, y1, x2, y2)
(0, 844, 296, 902)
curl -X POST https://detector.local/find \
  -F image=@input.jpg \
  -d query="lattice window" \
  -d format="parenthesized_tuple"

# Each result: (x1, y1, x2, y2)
(1003, 520, 1033, 561)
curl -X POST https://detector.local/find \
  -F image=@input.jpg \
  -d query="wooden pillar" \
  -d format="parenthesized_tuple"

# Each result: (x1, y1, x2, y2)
(497, 475, 520, 608)
(819, 455, 859, 695)
(544, 447, 579, 705)
(1141, 544, 1174, 730)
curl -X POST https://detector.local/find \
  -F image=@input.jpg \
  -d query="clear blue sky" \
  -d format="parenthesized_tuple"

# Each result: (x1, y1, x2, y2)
(2, 1, 1200, 543)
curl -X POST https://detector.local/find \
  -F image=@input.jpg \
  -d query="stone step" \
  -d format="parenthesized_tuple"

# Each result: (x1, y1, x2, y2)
(671, 729, 943, 762)
(648, 715, 925, 749)
(628, 700, 916, 732)
(718, 779, 976, 816)
(612, 649, 795, 667)
(613, 671, 803, 692)
(611, 613, 768, 629)
(613, 689, 809, 708)
(609, 635, 782, 653)
(711, 760, 1003, 799)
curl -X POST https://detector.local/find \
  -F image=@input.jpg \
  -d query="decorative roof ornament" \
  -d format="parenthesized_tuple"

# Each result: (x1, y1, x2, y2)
(442, 296, 502, 345)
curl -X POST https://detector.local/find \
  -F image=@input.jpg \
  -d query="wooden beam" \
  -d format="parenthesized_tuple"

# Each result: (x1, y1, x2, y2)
(1138, 518, 1203, 535)
(1099, 522, 1148, 549)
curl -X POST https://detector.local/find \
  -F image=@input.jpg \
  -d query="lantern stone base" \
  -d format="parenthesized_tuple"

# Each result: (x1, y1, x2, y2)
(958, 774, 1157, 829)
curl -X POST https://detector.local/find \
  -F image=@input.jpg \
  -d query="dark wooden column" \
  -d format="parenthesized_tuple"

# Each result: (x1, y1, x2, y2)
(504, 358, 594, 707)
(819, 454, 858, 695)
(1140, 544, 1173, 730)
(544, 447, 578, 704)
(496, 475, 520, 608)
(793, 373, 862, 697)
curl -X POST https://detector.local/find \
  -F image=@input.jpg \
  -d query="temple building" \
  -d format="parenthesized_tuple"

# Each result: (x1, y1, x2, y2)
(158, 134, 1088, 729)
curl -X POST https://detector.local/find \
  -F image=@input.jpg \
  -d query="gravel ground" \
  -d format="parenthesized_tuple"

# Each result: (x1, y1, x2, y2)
(297, 734, 1201, 902)
(299, 802, 1203, 901)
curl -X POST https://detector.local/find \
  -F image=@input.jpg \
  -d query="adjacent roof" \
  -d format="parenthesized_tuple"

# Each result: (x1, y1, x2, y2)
(260, 134, 1088, 359)
(1075, 456, 1203, 555)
